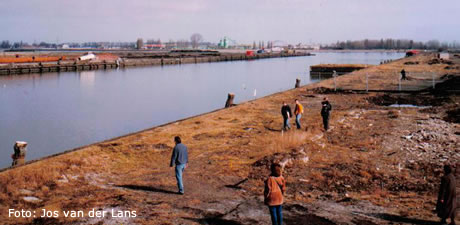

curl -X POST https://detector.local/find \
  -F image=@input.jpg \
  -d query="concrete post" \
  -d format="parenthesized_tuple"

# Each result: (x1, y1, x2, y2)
(12, 141, 27, 167)
(333, 70, 338, 91)
(225, 93, 235, 108)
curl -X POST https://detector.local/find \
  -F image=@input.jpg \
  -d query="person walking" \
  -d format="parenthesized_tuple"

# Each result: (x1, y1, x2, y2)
(170, 136, 188, 195)
(294, 99, 304, 129)
(401, 69, 407, 80)
(264, 163, 286, 225)
(281, 102, 292, 131)
(436, 164, 457, 225)
(321, 97, 332, 131)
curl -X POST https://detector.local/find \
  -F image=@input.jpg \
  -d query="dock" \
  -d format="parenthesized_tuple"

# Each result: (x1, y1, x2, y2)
(0, 51, 311, 75)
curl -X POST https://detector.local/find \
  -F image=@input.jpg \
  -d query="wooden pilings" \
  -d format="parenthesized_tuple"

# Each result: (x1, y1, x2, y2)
(12, 141, 27, 167)
(295, 78, 301, 88)
(225, 93, 235, 108)
(0, 52, 310, 76)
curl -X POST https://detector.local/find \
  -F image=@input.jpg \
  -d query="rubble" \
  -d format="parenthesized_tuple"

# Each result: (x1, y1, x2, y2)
(400, 118, 459, 165)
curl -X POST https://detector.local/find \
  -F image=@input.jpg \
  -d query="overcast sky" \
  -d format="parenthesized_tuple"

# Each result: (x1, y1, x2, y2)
(1, 0, 459, 44)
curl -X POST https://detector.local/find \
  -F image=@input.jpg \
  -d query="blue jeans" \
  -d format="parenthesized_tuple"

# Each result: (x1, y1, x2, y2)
(175, 164, 186, 193)
(268, 205, 283, 225)
(295, 114, 302, 129)
(283, 117, 291, 130)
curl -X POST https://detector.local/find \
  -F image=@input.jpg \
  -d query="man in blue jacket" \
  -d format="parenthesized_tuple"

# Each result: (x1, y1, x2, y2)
(170, 136, 188, 195)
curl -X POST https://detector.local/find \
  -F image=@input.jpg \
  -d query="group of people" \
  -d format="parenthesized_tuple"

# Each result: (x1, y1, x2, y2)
(281, 97, 332, 131)
(168, 96, 456, 225)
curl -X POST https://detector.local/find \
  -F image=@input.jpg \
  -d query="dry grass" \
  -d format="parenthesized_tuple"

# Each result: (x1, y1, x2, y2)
(0, 52, 457, 224)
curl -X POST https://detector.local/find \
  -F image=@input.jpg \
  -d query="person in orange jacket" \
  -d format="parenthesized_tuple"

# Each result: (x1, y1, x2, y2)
(264, 163, 286, 225)
(294, 99, 304, 129)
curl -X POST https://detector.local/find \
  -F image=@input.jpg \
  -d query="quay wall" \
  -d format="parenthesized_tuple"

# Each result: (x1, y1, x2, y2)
(0, 52, 310, 75)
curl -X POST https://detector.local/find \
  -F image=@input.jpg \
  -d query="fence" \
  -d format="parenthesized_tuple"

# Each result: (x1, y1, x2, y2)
(309, 71, 448, 92)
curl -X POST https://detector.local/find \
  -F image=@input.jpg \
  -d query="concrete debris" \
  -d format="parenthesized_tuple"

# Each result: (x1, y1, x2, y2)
(401, 118, 459, 165)
(23, 196, 41, 203)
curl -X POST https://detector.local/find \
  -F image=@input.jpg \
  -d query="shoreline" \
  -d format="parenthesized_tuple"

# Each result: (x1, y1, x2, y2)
(0, 52, 458, 224)
(0, 81, 303, 173)
(0, 51, 310, 76)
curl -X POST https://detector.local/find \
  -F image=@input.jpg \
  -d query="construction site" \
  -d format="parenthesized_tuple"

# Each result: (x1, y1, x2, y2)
(0, 52, 458, 224)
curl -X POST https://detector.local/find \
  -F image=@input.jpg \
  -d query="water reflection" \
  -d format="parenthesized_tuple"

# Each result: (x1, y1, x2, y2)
(79, 71, 96, 87)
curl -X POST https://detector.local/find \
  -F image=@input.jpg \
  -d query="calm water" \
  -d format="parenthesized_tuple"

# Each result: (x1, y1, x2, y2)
(0, 52, 403, 168)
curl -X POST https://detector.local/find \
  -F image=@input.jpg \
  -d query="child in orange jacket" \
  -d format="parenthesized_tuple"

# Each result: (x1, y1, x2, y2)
(264, 163, 286, 225)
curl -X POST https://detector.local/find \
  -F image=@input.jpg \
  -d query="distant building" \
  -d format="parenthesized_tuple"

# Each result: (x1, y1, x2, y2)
(136, 38, 144, 50)
(145, 44, 165, 49)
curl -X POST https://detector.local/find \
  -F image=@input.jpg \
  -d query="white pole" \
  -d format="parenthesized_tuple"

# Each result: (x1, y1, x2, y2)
(366, 72, 369, 92)
(333, 70, 337, 91)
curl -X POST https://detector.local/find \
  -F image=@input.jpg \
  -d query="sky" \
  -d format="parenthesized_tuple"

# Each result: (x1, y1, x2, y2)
(1, 0, 459, 45)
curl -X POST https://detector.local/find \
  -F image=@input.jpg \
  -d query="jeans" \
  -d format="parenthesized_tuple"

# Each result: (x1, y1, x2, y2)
(283, 117, 291, 130)
(175, 164, 186, 193)
(295, 114, 302, 129)
(268, 205, 283, 225)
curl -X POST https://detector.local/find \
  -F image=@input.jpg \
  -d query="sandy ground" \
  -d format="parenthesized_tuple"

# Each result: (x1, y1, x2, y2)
(0, 53, 458, 225)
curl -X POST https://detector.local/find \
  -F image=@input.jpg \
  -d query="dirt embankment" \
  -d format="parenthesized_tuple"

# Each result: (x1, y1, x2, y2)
(0, 53, 458, 225)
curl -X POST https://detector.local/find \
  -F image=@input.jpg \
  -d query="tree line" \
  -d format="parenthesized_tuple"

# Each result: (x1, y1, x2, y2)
(322, 39, 460, 50)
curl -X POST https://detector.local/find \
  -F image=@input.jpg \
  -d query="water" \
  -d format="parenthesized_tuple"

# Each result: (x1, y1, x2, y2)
(388, 104, 431, 108)
(0, 52, 404, 168)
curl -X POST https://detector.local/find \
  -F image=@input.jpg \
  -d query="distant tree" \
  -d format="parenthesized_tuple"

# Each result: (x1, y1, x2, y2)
(253, 41, 256, 49)
(426, 40, 440, 50)
(13, 41, 25, 49)
(0, 40, 11, 49)
(190, 33, 203, 49)
(177, 39, 189, 49)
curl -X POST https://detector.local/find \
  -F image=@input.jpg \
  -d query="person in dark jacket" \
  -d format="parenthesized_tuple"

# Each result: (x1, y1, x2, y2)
(321, 97, 332, 131)
(281, 102, 292, 131)
(401, 69, 407, 80)
(436, 164, 457, 225)
(264, 163, 286, 225)
(170, 136, 188, 195)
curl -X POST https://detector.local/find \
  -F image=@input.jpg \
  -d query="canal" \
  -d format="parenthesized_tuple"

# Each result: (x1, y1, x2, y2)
(0, 52, 404, 168)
